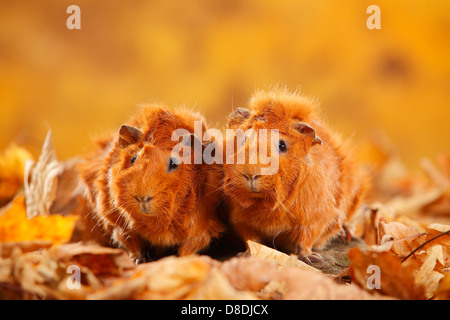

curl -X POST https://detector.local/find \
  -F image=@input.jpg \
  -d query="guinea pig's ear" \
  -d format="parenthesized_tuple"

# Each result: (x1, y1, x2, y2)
(228, 107, 251, 128)
(178, 133, 212, 163)
(293, 122, 322, 146)
(118, 125, 143, 148)
(181, 133, 202, 148)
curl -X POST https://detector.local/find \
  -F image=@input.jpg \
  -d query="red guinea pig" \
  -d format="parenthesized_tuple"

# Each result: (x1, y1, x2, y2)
(223, 87, 367, 263)
(78, 104, 225, 263)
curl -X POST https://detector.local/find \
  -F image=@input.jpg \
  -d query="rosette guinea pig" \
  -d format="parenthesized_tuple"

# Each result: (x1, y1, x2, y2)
(78, 105, 225, 263)
(223, 88, 367, 263)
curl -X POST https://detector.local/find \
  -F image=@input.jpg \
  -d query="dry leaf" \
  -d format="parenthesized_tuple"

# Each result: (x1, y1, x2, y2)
(49, 157, 84, 215)
(259, 280, 286, 299)
(0, 144, 33, 207)
(387, 188, 446, 218)
(189, 268, 257, 300)
(414, 245, 445, 299)
(49, 243, 134, 277)
(0, 246, 64, 299)
(348, 247, 425, 299)
(0, 195, 77, 243)
(97, 255, 216, 300)
(434, 273, 450, 300)
(276, 267, 383, 300)
(91, 255, 259, 300)
(24, 130, 59, 218)
(378, 220, 426, 257)
(423, 223, 450, 266)
(246, 240, 319, 273)
(349, 203, 393, 246)
(220, 257, 277, 293)
(0, 240, 52, 259)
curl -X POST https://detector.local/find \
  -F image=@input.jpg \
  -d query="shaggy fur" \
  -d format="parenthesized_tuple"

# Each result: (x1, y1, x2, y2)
(223, 87, 367, 261)
(78, 104, 224, 262)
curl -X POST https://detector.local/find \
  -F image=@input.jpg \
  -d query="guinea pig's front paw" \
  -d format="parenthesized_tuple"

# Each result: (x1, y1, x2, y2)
(337, 225, 352, 243)
(298, 252, 324, 264)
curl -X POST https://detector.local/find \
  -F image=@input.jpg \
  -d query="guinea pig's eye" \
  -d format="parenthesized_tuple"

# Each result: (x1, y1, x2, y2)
(278, 140, 287, 153)
(130, 155, 138, 165)
(168, 157, 179, 172)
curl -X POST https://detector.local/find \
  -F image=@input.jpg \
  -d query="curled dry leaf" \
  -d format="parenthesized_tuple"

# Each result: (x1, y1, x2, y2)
(49, 157, 84, 216)
(24, 130, 59, 218)
(349, 203, 392, 246)
(22, 130, 84, 218)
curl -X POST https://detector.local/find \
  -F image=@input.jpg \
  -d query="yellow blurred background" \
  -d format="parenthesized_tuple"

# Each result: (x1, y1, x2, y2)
(1, 0, 449, 168)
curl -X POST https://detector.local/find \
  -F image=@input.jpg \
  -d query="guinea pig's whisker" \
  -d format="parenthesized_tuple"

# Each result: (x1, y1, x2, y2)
(273, 188, 295, 219)
(272, 230, 283, 250)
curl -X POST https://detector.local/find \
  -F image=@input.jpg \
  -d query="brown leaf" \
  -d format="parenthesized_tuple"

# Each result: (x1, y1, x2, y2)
(90, 255, 258, 300)
(414, 245, 445, 299)
(49, 157, 84, 216)
(49, 243, 134, 277)
(423, 223, 450, 266)
(434, 272, 450, 300)
(387, 188, 446, 218)
(0, 246, 65, 299)
(348, 247, 425, 299)
(0, 240, 52, 259)
(275, 267, 384, 300)
(220, 257, 277, 292)
(378, 220, 426, 257)
(349, 203, 391, 246)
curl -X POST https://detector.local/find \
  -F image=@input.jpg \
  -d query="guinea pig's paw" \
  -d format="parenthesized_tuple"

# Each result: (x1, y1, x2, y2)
(339, 225, 353, 243)
(298, 252, 324, 264)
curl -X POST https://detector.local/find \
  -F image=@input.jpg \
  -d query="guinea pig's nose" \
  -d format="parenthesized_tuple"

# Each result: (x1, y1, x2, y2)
(134, 196, 153, 203)
(242, 174, 261, 182)
(242, 174, 261, 193)
(134, 196, 153, 214)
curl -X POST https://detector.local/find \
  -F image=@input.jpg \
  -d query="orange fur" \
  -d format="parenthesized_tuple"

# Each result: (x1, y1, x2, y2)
(78, 104, 225, 262)
(223, 88, 367, 261)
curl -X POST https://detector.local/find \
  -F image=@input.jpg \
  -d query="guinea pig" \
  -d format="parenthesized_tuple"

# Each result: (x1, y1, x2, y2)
(223, 87, 367, 263)
(78, 104, 225, 263)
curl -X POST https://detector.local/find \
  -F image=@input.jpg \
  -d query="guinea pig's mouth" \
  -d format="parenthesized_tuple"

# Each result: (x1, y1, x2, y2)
(139, 207, 152, 214)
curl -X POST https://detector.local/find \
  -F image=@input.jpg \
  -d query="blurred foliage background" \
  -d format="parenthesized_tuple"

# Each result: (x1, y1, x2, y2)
(0, 0, 449, 168)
